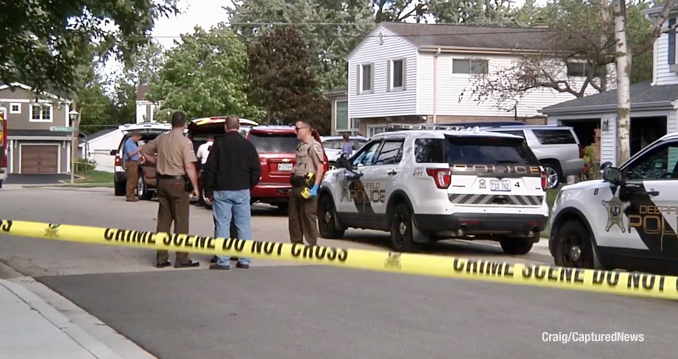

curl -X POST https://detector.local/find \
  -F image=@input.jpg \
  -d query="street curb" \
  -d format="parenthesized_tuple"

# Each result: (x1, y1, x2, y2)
(0, 278, 123, 359)
(8, 277, 158, 359)
(1, 277, 157, 359)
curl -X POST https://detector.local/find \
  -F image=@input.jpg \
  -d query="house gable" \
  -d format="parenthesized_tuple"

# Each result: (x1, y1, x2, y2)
(0, 86, 70, 131)
(347, 25, 419, 119)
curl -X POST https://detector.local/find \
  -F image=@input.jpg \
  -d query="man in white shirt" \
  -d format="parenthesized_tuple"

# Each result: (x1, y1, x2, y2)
(196, 136, 214, 165)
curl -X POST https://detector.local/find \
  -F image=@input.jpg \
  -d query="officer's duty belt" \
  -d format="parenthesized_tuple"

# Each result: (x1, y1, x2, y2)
(158, 174, 185, 180)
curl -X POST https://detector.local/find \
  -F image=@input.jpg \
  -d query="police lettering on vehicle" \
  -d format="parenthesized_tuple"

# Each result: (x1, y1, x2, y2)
(450, 164, 541, 176)
(340, 181, 385, 204)
(628, 205, 678, 238)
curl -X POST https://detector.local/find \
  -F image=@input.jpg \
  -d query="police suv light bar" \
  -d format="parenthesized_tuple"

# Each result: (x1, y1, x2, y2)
(385, 123, 482, 132)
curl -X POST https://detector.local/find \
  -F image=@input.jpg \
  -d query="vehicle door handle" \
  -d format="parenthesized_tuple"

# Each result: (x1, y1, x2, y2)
(388, 170, 397, 176)
(647, 190, 660, 197)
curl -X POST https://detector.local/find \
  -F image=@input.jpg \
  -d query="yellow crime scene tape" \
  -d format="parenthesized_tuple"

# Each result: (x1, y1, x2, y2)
(1, 218, 677, 301)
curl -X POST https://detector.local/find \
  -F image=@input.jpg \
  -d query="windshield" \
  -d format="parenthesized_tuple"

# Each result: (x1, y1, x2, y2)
(249, 133, 298, 153)
(414, 135, 539, 166)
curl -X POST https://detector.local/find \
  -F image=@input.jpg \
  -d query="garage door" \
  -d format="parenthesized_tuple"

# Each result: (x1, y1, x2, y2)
(21, 145, 59, 174)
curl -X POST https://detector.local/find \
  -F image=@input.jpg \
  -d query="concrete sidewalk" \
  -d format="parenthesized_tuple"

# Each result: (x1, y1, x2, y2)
(0, 279, 133, 359)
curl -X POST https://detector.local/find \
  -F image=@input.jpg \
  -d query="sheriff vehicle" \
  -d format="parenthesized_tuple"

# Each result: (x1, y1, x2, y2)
(549, 133, 678, 275)
(318, 124, 550, 253)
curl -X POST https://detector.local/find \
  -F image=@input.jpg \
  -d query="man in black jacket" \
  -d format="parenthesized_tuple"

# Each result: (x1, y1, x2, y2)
(203, 115, 261, 269)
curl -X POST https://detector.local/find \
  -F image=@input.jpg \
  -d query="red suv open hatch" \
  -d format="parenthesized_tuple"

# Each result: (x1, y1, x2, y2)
(246, 125, 328, 210)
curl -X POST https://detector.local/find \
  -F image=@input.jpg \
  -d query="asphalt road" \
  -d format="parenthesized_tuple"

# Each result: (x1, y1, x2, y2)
(1, 187, 675, 358)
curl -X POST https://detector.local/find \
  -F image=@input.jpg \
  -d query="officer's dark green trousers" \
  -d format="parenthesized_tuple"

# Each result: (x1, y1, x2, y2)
(155, 177, 191, 264)
(288, 186, 318, 246)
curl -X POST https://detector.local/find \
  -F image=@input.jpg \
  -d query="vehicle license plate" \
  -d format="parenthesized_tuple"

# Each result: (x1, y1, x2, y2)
(490, 180, 511, 192)
(278, 163, 293, 171)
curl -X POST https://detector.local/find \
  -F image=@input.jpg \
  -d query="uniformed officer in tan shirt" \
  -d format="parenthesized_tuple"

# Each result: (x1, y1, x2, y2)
(141, 110, 201, 268)
(289, 119, 325, 246)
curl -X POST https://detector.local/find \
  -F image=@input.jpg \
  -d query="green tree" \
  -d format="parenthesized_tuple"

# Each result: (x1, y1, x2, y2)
(76, 68, 115, 135)
(246, 27, 331, 132)
(226, 0, 374, 91)
(148, 23, 262, 120)
(112, 40, 165, 124)
(0, 0, 179, 95)
(427, 0, 519, 25)
(461, 0, 661, 111)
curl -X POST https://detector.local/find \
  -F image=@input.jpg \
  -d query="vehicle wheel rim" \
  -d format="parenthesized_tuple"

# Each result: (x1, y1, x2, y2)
(395, 212, 408, 241)
(137, 176, 144, 196)
(324, 204, 332, 225)
(562, 233, 587, 267)
(546, 167, 558, 188)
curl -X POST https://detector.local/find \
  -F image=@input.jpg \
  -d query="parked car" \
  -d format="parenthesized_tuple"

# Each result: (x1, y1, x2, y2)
(483, 125, 584, 189)
(384, 123, 584, 189)
(111, 123, 172, 200)
(246, 125, 329, 210)
(186, 116, 259, 208)
(320, 135, 368, 169)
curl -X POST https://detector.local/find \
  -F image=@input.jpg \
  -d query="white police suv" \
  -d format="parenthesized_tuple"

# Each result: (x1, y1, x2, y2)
(549, 133, 678, 275)
(317, 124, 550, 253)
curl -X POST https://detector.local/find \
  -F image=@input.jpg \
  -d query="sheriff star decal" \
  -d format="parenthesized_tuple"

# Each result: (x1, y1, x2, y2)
(601, 186, 630, 233)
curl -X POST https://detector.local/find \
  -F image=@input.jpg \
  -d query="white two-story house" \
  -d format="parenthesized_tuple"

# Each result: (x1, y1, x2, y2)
(541, 4, 678, 166)
(324, 22, 600, 137)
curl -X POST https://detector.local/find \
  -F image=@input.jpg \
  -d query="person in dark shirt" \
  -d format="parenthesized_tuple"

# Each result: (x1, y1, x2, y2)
(203, 115, 261, 269)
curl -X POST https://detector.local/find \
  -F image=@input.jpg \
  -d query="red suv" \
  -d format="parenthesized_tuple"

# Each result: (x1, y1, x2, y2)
(246, 125, 329, 210)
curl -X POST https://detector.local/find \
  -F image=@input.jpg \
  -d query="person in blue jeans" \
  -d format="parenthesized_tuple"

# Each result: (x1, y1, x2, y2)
(202, 115, 261, 269)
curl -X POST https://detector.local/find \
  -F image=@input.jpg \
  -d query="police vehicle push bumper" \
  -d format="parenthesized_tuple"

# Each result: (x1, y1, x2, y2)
(414, 213, 548, 241)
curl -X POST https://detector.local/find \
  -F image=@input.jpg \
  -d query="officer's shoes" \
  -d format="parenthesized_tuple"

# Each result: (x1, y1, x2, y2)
(209, 264, 230, 270)
(174, 260, 200, 268)
(236, 262, 250, 269)
(156, 261, 171, 268)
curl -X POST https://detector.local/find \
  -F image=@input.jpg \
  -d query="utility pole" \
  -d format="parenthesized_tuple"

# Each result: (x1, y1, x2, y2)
(70, 101, 79, 184)
(613, 0, 631, 166)
(600, 0, 609, 92)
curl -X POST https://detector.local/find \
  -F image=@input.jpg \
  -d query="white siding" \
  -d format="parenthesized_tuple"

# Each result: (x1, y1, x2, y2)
(600, 114, 617, 166)
(416, 53, 600, 118)
(654, 18, 678, 86)
(348, 26, 418, 119)
(81, 130, 124, 173)
(669, 109, 678, 134)
(136, 101, 155, 124)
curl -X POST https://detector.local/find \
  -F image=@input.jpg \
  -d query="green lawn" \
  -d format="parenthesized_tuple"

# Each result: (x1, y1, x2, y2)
(73, 170, 114, 186)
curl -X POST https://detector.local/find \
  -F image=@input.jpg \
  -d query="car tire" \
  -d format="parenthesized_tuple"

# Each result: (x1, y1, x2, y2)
(390, 203, 422, 253)
(318, 195, 344, 239)
(500, 238, 534, 255)
(114, 180, 126, 196)
(553, 220, 603, 269)
(541, 161, 562, 189)
(137, 174, 152, 200)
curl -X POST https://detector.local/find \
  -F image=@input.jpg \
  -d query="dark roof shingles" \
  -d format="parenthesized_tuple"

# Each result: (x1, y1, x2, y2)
(380, 22, 555, 50)
(542, 81, 678, 112)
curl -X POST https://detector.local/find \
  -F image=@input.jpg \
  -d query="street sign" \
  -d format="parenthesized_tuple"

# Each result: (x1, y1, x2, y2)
(50, 126, 72, 132)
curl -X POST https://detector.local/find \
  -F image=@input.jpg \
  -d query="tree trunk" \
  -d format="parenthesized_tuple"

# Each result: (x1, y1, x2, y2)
(613, 0, 631, 166)
(600, 0, 609, 91)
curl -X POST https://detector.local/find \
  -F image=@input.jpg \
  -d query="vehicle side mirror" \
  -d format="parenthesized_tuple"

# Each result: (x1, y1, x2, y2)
(603, 167, 622, 184)
(336, 155, 350, 169)
(599, 161, 612, 176)
(110, 150, 117, 156)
